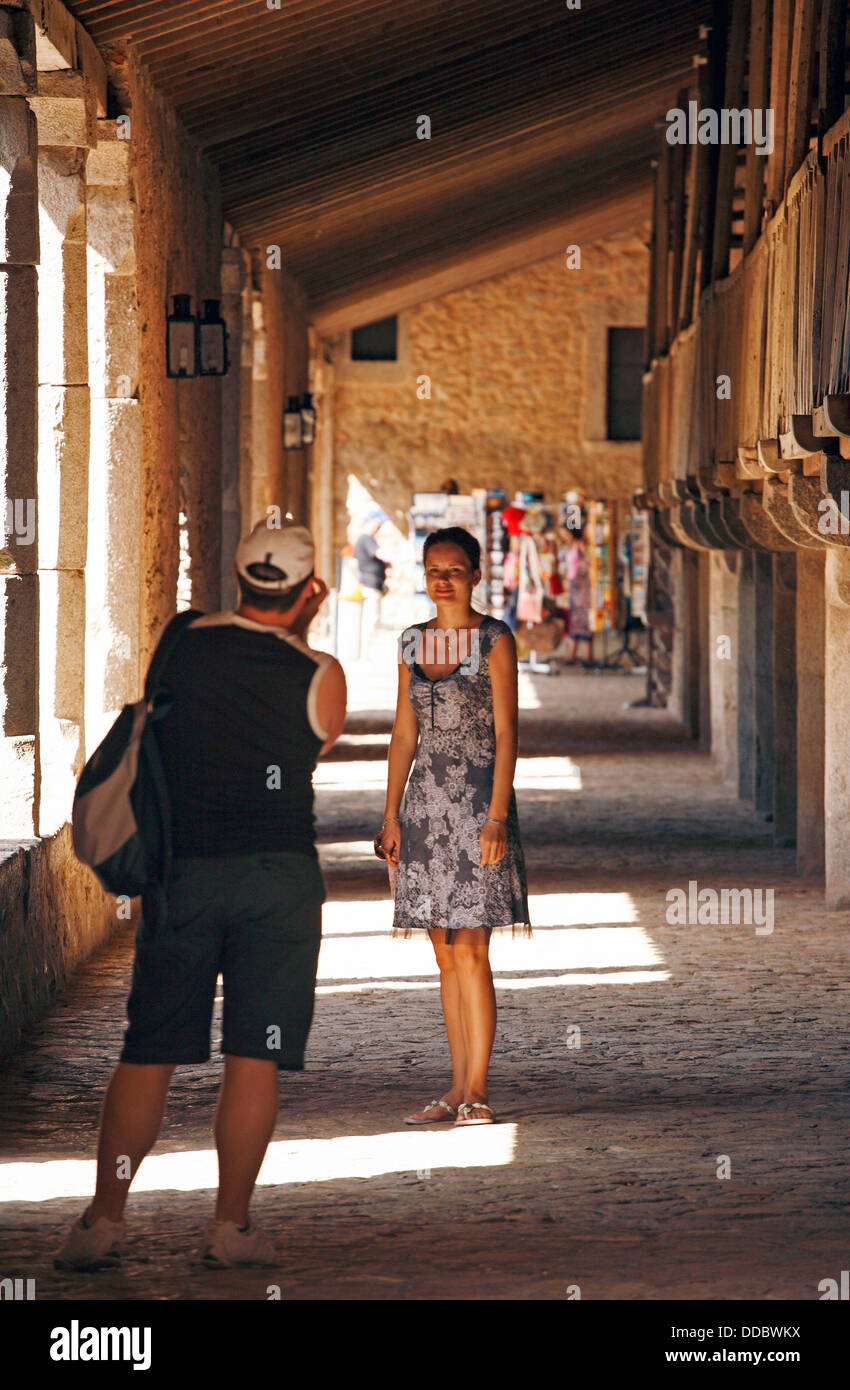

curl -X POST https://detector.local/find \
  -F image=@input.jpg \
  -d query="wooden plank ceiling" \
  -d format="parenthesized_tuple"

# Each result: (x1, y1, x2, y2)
(66, 0, 712, 322)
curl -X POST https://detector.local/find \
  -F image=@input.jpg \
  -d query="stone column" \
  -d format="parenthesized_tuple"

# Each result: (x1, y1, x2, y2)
(772, 552, 797, 846)
(737, 552, 756, 802)
(249, 288, 269, 529)
(707, 551, 739, 787)
(753, 552, 775, 819)
(220, 246, 244, 608)
(695, 550, 712, 750)
(796, 549, 825, 876)
(647, 538, 677, 709)
(310, 345, 335, 587)
(824, 549, 850, 906)
(0, 3, 39, 836)
(84, 119, 141, 754)
(682, 550, 701, 738)
(29, 71, 95, 835)
(238, 255, 254, 536)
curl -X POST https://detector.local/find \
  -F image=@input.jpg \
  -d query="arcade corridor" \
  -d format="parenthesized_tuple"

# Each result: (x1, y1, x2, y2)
(3, 0, 850, 1317)
(1, 659, 847, 1300)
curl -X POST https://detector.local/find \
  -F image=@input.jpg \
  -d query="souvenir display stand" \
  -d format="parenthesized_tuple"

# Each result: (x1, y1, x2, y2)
(409, 492, 488, 619)
(404, 488, 647, 676)
(599, 505, 649, 671)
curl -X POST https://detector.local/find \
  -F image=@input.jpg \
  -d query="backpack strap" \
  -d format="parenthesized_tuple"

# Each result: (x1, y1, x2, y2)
(144, 608, 203, 703)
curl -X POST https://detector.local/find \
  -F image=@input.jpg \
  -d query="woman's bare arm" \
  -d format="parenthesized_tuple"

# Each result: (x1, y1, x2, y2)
(481, 629, 519, 865)
(380, 661, 419, 863)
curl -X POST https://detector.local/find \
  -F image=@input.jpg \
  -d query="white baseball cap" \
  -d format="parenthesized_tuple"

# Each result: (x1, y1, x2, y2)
(234, 520, 315, 592)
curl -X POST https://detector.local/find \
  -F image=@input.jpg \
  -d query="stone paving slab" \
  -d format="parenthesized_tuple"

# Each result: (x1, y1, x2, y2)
(0, 667, 848, 1300)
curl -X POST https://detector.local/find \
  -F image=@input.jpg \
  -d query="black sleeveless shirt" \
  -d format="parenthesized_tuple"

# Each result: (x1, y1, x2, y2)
(153, 612, 331, 859)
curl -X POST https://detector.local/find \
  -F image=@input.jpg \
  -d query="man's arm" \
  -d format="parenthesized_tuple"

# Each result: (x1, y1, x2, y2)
(315, 657, 347, 755)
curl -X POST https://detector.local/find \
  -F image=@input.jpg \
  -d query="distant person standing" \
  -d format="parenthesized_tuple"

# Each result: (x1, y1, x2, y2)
(565, 527, 593, 666)
(354, 510, 391, 655)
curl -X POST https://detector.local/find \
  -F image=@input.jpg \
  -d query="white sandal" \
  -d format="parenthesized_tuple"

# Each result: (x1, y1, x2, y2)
(404, 1099, 457, 1125)
(454, 1101, 494, 1126)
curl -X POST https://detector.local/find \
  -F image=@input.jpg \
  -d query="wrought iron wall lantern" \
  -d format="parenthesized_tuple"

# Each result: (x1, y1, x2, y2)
(166, 294, 197, 378)
(300, 391, 317, 445)
(166, 295, 230, 378)
(283, 395, 303, 449)
(283, 393, 318, 449)
(198, 299, 229, 376)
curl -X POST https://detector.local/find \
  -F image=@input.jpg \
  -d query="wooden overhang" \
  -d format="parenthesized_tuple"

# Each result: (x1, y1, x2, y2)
(66, 0, 712, 326)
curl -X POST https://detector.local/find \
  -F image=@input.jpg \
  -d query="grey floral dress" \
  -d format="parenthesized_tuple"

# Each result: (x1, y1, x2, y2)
(392, 615, 531, 941)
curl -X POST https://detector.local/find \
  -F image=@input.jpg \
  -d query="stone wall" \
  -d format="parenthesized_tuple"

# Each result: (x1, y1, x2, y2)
(0, 827, 120, 1057)
(328, 227, 649, 548)
(262, 262, 310, 526)
(127, 62, 224, 662)
(0, 33, 255, 1056)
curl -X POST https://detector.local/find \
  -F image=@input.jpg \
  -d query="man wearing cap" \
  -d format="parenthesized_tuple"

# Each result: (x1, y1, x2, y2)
(55, 520, 346, 1272)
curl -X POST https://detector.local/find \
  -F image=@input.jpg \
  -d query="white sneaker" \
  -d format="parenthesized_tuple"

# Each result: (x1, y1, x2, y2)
(54, 1210, 124, 1271)
(201, 1219, 277, 1268)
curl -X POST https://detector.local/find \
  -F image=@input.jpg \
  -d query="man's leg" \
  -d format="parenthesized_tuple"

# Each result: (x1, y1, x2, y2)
(212, 851, 323, 1238)
(214, 1055, 279, 1226)
(87, 1062, 175, 1223)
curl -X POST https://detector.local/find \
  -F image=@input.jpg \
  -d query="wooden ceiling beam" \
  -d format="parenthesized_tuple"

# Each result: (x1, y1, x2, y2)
(310, 183, 651, 331)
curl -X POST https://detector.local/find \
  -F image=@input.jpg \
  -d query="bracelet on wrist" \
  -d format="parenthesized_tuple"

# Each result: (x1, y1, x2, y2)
(382, 817, 400, 826)
(485, 816, 507, 826)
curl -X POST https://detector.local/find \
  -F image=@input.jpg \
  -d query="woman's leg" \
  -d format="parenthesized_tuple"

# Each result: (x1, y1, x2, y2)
(406, 930, 466, 1119)
(434, 934, 467, 1106)
(452, 928, 496, 1104)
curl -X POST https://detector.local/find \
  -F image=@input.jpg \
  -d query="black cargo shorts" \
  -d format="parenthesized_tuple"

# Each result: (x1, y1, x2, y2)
(121, 850, 325, 1069)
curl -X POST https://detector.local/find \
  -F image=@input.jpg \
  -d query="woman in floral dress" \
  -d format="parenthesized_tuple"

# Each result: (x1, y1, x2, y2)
(378, 527, 530, 1126)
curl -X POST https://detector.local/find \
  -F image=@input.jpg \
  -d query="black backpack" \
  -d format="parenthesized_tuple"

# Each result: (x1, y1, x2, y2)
(72, 610, 202, 917)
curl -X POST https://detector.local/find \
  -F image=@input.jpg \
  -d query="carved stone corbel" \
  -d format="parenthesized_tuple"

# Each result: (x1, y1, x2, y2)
(788, 414, 841, 456)
(824, 547, 850, 607)
(757, 438, 784, 471)
(788, 473, 850, 546)
(815, 395, 850, 438)
(736, 445, 766, 479)
(717, 496, 770, 550)
(706, 497, 744, 548)
(762, 476, 826, 548)
(735, 492, 795, 550)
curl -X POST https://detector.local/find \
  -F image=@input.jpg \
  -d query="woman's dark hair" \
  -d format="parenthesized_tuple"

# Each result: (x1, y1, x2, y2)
(423, 526, 481, 571)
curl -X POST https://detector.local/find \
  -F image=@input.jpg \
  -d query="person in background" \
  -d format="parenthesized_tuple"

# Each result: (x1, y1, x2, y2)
(354, 510, 391, 656)
(565, 525, 593, 666)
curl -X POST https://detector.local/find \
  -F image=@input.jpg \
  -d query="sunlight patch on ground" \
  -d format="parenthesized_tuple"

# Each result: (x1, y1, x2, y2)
(318, 925, 661, 981)
(316, 891, 660, 983)
(517, 668, 542, 709)
(319, 839, 381, 863)
(334, 732, 391, 746)
(314, 760, 392, 789)
(315, 754, 581, 792)
(513, 755, 582, 789)
(321, 891, 637, 933)
(0, 1127, 517, 1204)
(318, 969, 669, 995)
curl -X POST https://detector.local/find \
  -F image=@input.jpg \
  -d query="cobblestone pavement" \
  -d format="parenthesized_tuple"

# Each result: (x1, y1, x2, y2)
(1, 645, 849, 1301)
